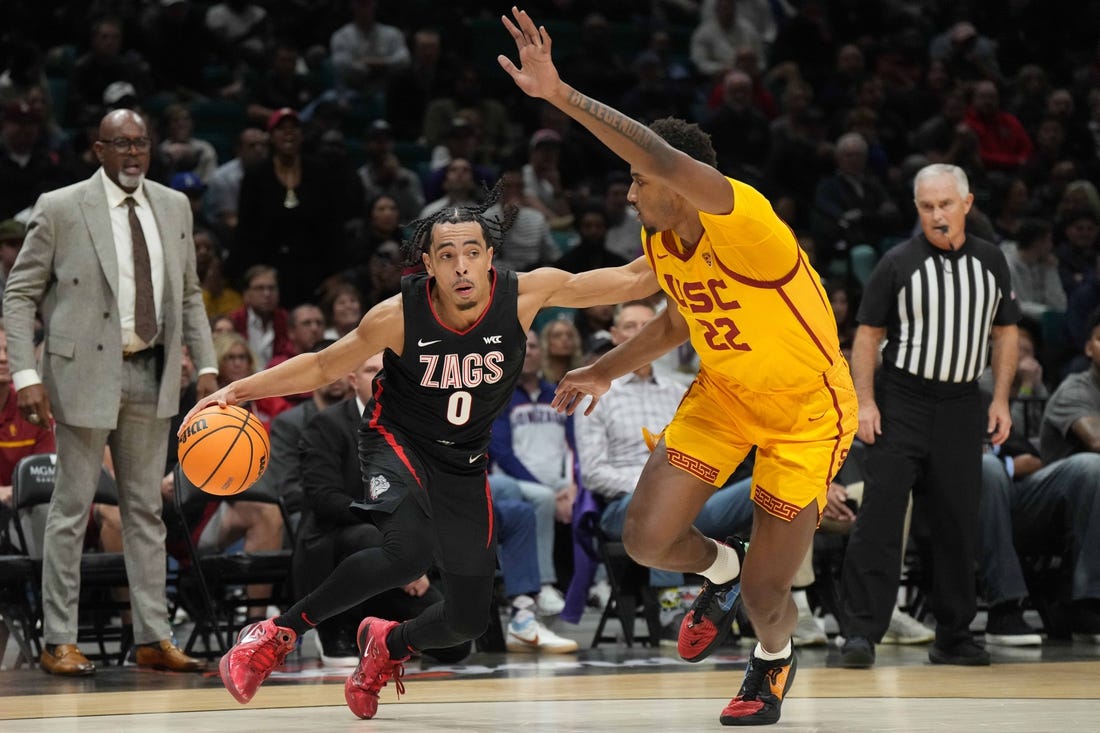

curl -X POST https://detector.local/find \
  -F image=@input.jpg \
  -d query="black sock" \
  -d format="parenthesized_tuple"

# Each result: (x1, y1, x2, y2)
(274, 610, 318, 636)
(386, 622, 413, 660)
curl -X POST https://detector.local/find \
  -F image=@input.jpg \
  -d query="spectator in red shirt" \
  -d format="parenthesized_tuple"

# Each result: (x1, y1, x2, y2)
(228, 265, 294, 366)
(0, 319, 55, 509)
(965, 80, 1034, 172)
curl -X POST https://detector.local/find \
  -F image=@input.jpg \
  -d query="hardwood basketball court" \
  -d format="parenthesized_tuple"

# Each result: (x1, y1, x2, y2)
(3, 635, 1098, 732)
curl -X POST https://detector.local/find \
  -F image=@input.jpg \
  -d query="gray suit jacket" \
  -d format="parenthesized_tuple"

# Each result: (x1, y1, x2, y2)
(2, 170, 217, 428)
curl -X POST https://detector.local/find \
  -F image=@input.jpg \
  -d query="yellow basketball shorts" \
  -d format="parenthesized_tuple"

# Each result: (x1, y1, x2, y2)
(663, 359, 858, 521)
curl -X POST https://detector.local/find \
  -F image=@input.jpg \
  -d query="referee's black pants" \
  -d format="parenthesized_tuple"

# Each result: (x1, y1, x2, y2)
(839, 367, 984, 647)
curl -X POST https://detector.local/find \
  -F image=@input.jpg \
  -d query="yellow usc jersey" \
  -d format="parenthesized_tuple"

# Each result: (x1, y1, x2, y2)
(643, 178, 843, 393)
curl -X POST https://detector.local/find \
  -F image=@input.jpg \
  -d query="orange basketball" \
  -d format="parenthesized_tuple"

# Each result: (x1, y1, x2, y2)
(177, 405, 270, 496)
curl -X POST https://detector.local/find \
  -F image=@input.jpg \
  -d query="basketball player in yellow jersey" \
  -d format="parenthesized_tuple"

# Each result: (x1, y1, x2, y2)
(502, 8, 856, 726)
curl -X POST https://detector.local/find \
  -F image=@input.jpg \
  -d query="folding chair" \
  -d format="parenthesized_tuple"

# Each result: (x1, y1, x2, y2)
(173, 464, 296, 654)
(590, 530, 663, 648)
(0, 502, 40, 668)
(10, 453, 133, 665)
(572, 485, 662, 648)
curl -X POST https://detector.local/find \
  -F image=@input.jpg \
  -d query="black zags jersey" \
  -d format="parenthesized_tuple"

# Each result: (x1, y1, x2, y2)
(368, 268, 526, 459)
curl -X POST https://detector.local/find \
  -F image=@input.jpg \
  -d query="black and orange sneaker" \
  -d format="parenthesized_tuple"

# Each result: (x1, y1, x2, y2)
(719, 650, 798, 726)
(678, 536, 746, 662)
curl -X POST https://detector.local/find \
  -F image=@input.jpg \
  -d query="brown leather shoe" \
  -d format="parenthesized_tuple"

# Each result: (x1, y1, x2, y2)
(134, 639, 203, 672)
(40, 644, 96, 676)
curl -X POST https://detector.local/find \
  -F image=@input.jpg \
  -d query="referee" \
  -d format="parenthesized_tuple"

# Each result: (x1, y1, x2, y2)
(838, 164, 1020, 668)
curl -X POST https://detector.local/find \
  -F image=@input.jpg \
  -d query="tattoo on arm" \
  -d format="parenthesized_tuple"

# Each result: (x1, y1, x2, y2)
(566, 90, 656, 152)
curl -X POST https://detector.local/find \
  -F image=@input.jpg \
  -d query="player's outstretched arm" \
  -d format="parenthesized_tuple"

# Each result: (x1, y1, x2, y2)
(517, 257, 658, 324)
(179, 296, 404, 434)
(498, 6, 732, 216)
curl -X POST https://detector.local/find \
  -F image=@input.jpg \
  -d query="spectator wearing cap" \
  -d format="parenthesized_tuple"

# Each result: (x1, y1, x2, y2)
(159, 104, 218, 182)
(232, 107, 344, 307)
(421, 63, 512, 164)
(206, 126, 268, 232)
(169, 171, 216, 233)
(0, 219, 26, 302)
(356, 120, 424, 222)
(329, 0, 410, 98)
(67, 17, 152, 127)
(102, 80, 139, 112)
(0, 100, 74, 220)
(523, 128, 572, 227)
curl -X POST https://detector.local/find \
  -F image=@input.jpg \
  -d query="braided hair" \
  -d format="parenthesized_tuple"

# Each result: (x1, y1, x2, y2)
(399, 178, 518, 266)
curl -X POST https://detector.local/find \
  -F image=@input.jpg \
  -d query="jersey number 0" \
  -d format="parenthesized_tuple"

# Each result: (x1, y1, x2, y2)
(447, 390, 473, 425)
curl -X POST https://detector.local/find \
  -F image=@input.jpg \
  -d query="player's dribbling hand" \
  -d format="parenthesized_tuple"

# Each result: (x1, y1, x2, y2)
(498, 6, 562, 100)
(552, 365, 611, 416)
(177, 385, 239, 438)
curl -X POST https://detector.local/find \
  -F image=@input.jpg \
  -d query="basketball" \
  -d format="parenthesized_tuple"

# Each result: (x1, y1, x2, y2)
(177, 405, 270, 496)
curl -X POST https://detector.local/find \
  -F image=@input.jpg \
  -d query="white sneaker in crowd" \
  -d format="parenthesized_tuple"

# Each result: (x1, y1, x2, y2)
(881, 607, 934, 644)
(536, 584, 566, 616)
(506, 603, 579, 654)
(791, 589, 828, 647)
(588, 580, 611, 610)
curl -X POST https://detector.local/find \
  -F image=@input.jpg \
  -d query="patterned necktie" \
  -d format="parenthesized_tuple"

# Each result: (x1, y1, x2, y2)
(124, 196, 157, 344)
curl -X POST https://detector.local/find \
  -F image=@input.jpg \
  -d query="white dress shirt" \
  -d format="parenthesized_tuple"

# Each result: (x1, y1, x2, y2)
(246, 307, 275, 366)
(101, 169, 166, 353)
(575, 370, 688, 500)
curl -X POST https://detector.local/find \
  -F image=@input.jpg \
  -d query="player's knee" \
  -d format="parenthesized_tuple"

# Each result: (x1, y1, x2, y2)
(380, 533, 435, 572)
(621, 519, 660, 565)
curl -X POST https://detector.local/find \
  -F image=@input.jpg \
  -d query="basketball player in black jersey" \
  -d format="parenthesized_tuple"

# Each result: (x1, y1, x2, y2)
(181, 197, 660, 718)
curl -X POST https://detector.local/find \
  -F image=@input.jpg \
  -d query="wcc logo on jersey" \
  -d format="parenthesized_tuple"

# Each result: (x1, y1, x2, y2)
(419, 351, 506, 389)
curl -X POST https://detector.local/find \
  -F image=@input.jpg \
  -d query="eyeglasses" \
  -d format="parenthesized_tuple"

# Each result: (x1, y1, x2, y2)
(98, 136, 152, 153)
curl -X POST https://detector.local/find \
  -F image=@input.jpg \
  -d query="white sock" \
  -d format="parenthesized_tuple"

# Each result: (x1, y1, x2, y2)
(754, 639, 792, 661)
(701, 538, 741, 585)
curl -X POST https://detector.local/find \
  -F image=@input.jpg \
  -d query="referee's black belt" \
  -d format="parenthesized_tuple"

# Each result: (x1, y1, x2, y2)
(882, 363, 978, 397)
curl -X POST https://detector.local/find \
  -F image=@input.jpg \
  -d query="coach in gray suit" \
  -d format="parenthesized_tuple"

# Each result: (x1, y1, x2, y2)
(3, 109, 219, 676)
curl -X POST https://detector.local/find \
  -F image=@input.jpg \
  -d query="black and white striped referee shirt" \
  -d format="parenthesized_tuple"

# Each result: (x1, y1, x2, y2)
(857, 234, 1020, 384)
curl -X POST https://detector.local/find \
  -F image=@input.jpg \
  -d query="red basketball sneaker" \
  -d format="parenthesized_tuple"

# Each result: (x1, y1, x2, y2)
(219, 618, 297, 704)
(344, 616, 408, 719)
(678, 536, 745, 662)
(720, 651, 797, 726)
